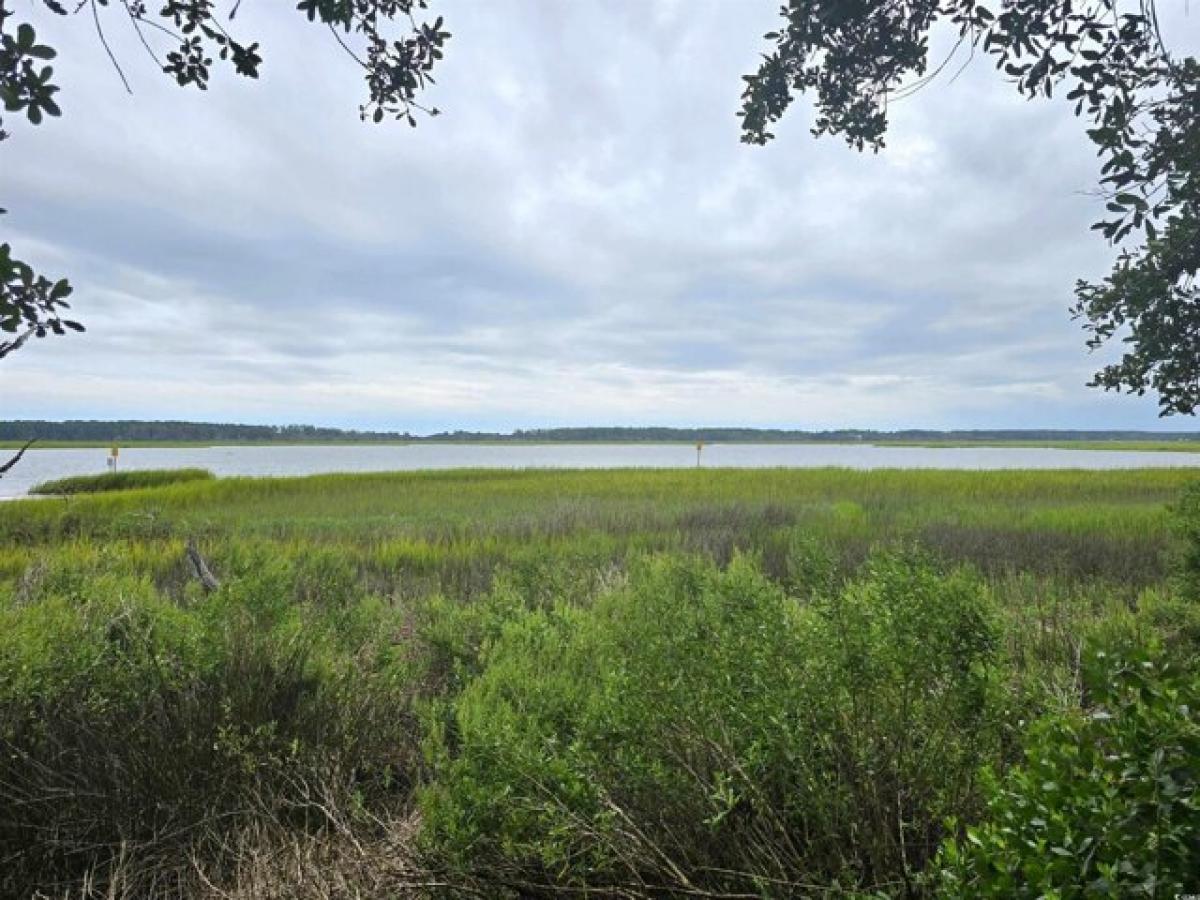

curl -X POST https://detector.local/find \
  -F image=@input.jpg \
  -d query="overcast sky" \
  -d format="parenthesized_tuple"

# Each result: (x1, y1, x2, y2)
(3, 0, 1196, 432)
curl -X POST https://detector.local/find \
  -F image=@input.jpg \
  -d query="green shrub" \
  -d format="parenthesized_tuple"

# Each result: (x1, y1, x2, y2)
(29, 467, 215, 495)
(422, 551, 1007, 895)
(1173, 480, 1200, 602)
(780, 530, 839, 596)
(0, 562, 418, 898)
(1134, 587, 1200, 657)
(933, 645, 1200, 898)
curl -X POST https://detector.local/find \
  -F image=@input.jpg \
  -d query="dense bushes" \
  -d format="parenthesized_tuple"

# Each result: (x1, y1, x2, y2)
(934, 647, 1200, 897)
(0, 554, 417, 897)
(422, 552, 1008, 895)
(29, 467, 215, 495)
(6, 542, 1197, 898)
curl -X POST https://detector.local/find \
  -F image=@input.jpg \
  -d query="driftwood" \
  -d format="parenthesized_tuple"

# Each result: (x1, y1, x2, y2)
(0, 438, 35, 478)
(186, 539, 221, 592)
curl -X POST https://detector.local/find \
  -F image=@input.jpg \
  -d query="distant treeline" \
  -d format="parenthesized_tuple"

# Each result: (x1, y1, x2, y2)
(495, 427, 1200, 443)
(0, 421, 412, 443)
(4, 420, 1200, 444)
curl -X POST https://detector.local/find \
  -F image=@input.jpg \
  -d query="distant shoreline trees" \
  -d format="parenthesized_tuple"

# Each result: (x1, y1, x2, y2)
(2, 420, 1199, 445)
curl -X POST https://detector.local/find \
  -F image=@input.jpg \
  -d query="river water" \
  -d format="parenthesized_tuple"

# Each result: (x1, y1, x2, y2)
(2, 442, 1200, 498)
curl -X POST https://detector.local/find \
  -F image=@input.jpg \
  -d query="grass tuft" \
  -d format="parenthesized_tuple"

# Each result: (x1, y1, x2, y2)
(29, 468, 216, 495)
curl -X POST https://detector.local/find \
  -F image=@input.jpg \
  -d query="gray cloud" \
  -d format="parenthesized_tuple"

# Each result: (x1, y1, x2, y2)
(1, 0, 1188, 430)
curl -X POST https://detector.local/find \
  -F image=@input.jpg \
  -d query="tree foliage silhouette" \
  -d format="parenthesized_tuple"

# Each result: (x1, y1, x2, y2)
(1, 0, 448, 359)
(740, 1, 1198, 414)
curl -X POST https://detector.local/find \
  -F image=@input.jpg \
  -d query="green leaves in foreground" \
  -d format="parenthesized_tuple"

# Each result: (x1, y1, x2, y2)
(934, 647, 1200, 898)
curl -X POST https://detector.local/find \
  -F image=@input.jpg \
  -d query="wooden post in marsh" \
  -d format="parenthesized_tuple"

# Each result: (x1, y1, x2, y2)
(696, 440, 704, 468)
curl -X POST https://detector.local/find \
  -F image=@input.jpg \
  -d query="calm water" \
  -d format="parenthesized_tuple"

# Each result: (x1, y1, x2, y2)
(3, 443, 1200, 499)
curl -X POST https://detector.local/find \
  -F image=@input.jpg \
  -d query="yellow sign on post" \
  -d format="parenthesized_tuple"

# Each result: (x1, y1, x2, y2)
(109, 445, 119, 472)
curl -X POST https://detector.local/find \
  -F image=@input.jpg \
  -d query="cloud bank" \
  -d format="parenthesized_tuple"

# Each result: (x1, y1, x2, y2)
(2, 0, 1191, 430)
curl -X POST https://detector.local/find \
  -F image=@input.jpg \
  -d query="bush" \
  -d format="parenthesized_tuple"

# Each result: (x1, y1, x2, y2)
(0, 560, 418, 898)
(1173, 480, 1200, 602)
(933, 645, 1200, 898)
(29, 467, 215, 495)
(422, 551, 1007, 895)
(1134, 587, 1200, 657)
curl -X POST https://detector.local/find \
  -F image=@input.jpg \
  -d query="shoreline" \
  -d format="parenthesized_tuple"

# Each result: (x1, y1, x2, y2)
(6, 439, 1200, 453)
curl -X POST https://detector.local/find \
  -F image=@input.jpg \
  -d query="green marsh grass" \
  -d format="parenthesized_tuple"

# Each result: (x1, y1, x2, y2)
(28, 467, 215, 495)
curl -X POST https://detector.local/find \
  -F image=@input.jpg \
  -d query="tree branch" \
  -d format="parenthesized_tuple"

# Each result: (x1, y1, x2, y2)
(0, 438, 36, 478)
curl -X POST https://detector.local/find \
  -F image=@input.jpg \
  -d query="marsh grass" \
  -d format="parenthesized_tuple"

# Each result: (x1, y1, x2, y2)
(28, 468, 215, 495)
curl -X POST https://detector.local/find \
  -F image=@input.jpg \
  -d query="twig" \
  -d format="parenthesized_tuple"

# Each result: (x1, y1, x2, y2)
(121, 1, 164, 68)
(91, 0, 133, 93)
